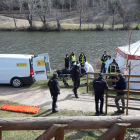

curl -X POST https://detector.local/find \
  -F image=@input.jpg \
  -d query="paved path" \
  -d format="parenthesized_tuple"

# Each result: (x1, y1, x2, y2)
(0, 85, 140, 115)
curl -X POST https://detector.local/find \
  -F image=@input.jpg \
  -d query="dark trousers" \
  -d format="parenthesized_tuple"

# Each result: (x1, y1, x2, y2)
(115, 93, 125, 111)
(101, 63, 106, 73)
(52, 95, 58, 111)
(73, 79, 80, 97)
(95, 94, 104, 113)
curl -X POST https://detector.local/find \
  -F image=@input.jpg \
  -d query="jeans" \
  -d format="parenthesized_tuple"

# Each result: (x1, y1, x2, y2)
(52, 95, 58, 111)
(73, 79, 80, 97)
(101, 63, 106, 73)
(115, 94, 125, 111)
(95, 94, 104, 113)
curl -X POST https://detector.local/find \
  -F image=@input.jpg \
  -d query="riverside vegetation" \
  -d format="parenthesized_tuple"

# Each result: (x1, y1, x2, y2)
(0, 0, 140, 31)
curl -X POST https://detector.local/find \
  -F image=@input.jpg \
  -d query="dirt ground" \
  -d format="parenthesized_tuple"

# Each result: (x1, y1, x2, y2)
(0, 84, 140, 115)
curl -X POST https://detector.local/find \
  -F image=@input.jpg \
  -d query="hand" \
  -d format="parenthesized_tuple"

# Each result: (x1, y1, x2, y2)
(73, 81, 75, 83)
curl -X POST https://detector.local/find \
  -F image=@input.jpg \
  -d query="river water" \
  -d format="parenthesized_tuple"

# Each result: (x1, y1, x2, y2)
(0, 31, 140, 70)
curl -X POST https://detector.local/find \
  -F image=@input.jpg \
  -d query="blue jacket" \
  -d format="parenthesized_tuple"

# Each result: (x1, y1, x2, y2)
(93, 77, 108, 95)
(114, 78, 127, 95)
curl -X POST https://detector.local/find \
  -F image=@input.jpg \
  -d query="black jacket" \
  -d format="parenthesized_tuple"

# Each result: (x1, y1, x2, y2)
(65, 57, 69, 67)
(108, 62, 120, 73)
(114, 78, 127, 95)
(72, 66, 81, 81)
(101, 54, 108, 63)
(93, 77, 108, 95)
(48, 77, 60, 96)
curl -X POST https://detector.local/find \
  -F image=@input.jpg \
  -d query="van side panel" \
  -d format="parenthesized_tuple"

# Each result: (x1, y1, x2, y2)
(0, 58, 31, 84)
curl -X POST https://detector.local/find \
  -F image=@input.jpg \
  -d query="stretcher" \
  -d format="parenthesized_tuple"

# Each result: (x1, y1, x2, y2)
(56, 68, 86, 87)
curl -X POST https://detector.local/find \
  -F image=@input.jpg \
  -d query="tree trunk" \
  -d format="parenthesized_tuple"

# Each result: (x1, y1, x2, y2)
(57, 19, 60, 31)
(112, 13, 115, 29)
(11, 0, 17, 29)
(102, 17, 104, 29)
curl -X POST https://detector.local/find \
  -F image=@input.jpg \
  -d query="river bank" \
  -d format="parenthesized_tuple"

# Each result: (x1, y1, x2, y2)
(0, 15, 139, 32)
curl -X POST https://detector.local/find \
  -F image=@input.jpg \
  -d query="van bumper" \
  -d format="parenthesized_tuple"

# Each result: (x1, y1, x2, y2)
(21, 76, 35, 84)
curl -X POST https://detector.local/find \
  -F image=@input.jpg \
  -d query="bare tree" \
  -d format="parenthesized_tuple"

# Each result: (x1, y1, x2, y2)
(20, 0, 35, 28)
(59, 0, 65, 13)
(108, 0, 122, 29)
(35, 0, 49, 29)
(76, 0, 86, 31)
(5, 0, 17, 29)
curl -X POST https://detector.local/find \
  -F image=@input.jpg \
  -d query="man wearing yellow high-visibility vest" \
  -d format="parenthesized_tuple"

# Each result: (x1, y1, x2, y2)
(79, 52, 86, 67)
(108, 59, 120, 85)
(101, 51, 108, 73)
(70, 51, 76, 69)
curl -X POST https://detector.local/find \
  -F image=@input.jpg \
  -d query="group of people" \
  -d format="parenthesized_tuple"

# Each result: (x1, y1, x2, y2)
(48, 50, 127, 114)
(65, 51, 86, 69)
(101, 51, 120, 75)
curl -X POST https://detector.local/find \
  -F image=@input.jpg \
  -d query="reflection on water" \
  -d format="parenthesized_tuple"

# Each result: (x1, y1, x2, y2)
(0, 31, 140, 70)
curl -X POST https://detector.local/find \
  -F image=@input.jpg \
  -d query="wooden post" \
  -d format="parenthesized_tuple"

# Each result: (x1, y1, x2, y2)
(35, 124, 68, 140)
(0, 126, 2, 140)
(105, 90, 108, 115)
(55, 129, 65, 140)
(87, 72, 89, 93)
(126, 63, 131, 115)
(0, 131, 2, 140)
(115, 128, 126, 140)
(98, 123, 130, 140)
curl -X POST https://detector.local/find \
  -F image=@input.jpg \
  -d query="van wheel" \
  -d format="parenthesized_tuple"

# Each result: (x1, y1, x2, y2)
(11, 78, 23, 88)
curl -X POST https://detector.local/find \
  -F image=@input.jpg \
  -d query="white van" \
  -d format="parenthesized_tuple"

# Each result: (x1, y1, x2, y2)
(0, 54, 51, 88)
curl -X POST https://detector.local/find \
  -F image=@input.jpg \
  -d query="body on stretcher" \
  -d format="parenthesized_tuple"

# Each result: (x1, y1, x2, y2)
(56, 68, 86, 87)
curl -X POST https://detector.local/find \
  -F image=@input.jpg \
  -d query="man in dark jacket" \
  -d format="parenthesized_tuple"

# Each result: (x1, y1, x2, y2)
(65, 54, 69, 69)
(101, 51, 108, 73)
(72, 61, 81, 98)
(93, 73, 108, 115)
(48, 72, 60, 113)
(108, 59, 120, 85)
(114, 74, 127, 113)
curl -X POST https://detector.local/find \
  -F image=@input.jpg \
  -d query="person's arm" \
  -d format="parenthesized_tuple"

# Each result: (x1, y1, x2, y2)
(71, 68, 75, 81)
(47, 80, 50, 87)
(54, 79, 60, 93)
(104, 81, 109, 89)
(79, 56, 80, 61)
(114, 82, 118, 89)
(85, 55, 86, 62)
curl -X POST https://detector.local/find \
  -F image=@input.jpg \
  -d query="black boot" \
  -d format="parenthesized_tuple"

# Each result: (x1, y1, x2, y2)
(52, 109, 59, 113)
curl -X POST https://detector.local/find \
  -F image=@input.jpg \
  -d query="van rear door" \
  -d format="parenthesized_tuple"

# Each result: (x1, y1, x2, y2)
(33, 56, 47, 81)
(38, 53, 51, 72)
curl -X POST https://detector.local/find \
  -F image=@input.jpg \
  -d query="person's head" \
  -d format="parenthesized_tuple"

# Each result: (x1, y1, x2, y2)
(108, 55, 111, 60)
(104, 51, 107, 55)
(76, 61, 80, 67)
(66, 54, 69, 58)
(113, 59, 116, 63)
(72, 51, 75, 55)
(117, 73, 123, 80)
(99, 73, 103, 78)
(53, 72, 58, 79)
(81, 52, 84, 55)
